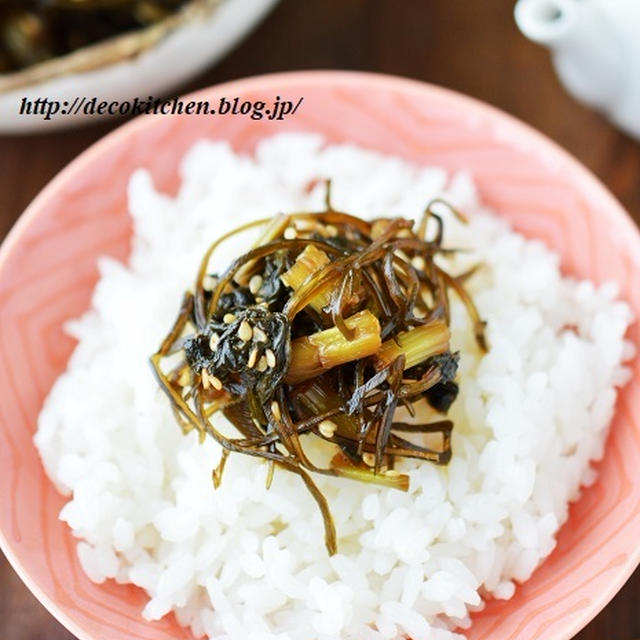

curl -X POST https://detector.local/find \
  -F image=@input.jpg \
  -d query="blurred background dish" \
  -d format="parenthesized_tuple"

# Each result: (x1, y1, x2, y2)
(0, 0, 278, 133)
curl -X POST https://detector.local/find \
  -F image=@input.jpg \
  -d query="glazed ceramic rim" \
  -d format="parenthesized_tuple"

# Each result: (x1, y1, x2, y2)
(1, 70, 639, 640)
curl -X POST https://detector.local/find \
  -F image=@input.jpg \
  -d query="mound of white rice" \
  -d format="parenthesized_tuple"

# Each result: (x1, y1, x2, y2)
(35, 134, 634, 640)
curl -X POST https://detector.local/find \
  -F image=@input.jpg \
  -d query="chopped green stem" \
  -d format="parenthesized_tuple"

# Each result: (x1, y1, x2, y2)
(376, 320, 450, 370)
(286, 310, 381, 384)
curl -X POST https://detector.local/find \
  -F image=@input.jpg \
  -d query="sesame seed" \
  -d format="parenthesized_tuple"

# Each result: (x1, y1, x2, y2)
(271, 401, 282, 422)
(362, 453, 376, 467)
(257, 356, 268, 372)
(249, 274, 263, 295)
(318, 419, 337, 438)
(202, 275, 217, 291)
(238, 319, 253, 342)
(265, 349, 276, 368)
(209, 333, 220, 351)
(201, 370, 210, 389)
(253, 327, 268, 343)
(325, 224, 338, 237)
(178, 368, 190, 387)
(294, 219, 315, 231)
(247, 347, 258, 368)
(411, 256, 426, 271)
(210, 375, 223, 391)
(283, 226, 297, 240)
(223, 313, 235, 324)
(370, 219, 389, 239)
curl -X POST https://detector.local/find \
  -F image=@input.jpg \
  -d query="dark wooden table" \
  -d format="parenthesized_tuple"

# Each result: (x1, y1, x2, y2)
(1, 2, 638, 639)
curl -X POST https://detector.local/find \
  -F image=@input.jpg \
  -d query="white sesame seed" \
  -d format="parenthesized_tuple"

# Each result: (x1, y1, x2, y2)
(283, 227, 297, 240)
(178, 368, 190, 387)
(318, 419, 337, 438)
(201, 370, 210, 389)
(223, 313, 235, 324)
(247, 347, 258, 368)
(253, 327, 268, 343)
(265, 348, 276, 368)
(370, 219, 389, 239)
(209, 333, 220, 351)
(249, 274, 263, 295)
(210, 375, 223, 391)
(362, 453, 376, 467)
(294, 219, 315, 231)
(411, 256, 426, 271)
(325, 224, 338, 237)
(257, 356, 268, 372)
(202, 275, 218, 291)
(238, 319, 253, 342)
(271, 401, 282, 422)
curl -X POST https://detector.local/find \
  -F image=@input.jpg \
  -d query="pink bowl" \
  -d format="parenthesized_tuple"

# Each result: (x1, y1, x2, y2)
(1, 71, 639, 640)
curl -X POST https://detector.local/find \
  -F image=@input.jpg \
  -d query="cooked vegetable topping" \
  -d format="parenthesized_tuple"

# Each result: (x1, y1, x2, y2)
(151, 186, 487, 554)
(0, 0, 191, 72)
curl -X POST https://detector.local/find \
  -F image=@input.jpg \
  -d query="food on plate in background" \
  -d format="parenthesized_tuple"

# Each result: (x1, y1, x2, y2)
(0, 0, 191, 72)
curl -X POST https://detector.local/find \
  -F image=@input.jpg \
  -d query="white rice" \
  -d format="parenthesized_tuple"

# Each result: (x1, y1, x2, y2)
(35, 134, 634, 640)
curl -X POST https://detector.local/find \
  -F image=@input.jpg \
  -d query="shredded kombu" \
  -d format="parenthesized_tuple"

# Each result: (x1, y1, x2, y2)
(151, 186, 487, 554)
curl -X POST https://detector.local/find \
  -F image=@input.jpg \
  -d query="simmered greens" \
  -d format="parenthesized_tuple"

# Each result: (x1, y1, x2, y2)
(0, 0, 190, 72)
(151, 187, 486, 554)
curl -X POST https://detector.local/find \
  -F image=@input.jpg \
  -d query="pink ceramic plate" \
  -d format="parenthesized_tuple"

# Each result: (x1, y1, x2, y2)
(1, 71, 639, 640)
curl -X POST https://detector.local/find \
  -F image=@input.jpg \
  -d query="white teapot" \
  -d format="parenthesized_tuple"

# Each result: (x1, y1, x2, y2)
(514, 0, 640, 140)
